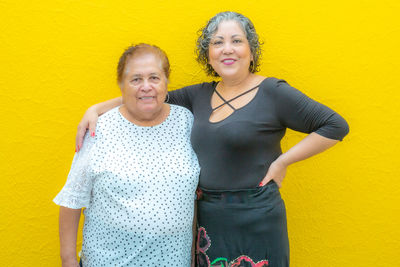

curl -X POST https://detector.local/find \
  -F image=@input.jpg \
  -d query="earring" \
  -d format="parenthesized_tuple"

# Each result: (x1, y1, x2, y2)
(165, 93, 170, 103)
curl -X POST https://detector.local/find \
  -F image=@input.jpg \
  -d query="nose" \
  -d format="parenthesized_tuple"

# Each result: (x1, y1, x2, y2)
(140, 79, 152, 91)
(222, 42, 234, 54)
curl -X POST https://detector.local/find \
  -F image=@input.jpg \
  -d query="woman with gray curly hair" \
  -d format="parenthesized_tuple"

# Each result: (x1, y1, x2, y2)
(74, 11, 349, 267)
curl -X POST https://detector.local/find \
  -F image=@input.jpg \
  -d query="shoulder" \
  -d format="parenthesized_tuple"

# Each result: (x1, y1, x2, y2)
(169, 105, 194, 134)
(259, 77, 290, 92)
(169, 82, 215, 108)
(96, 107, 121, 133)
(170, 104, 194, 121)
(98, 106, 120, 122)
(176, 82, 216, 97)
(260, 77, 304, 99)
(181, 81, 215, 91)
(175, 81, 217, 98)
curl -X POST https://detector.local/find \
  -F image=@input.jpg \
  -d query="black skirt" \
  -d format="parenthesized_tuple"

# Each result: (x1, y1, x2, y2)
(196, 181, 289, 267)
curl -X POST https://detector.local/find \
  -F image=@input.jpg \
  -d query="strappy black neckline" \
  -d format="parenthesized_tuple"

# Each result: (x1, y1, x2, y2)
(212, 83, 261, 111)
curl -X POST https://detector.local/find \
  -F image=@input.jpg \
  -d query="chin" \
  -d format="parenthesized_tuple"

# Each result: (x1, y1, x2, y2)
(139, 104, 163, 114)
(219, 71, 242, 79)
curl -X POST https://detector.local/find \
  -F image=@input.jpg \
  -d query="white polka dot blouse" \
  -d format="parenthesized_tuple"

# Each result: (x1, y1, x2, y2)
(54, 105, 200, 266)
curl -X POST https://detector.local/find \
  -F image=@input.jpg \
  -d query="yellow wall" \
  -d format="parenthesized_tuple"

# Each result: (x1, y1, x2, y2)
(1, 0, 399, 266)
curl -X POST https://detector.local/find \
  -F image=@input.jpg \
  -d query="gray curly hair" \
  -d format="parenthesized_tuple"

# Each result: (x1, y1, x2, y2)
(196, 11, 263, 77)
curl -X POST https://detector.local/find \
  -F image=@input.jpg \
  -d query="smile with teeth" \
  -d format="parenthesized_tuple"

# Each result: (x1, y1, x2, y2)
(139, 96, 155, 100)
(222, 59, 236, 65)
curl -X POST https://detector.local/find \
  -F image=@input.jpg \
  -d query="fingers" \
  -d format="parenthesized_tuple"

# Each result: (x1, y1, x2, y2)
(260, 175, 284, 188)
(75, 124, 87, 152)
(75, 122, 97, 152)
(259, 177, 272, 187)
(88, 119, 96, 139)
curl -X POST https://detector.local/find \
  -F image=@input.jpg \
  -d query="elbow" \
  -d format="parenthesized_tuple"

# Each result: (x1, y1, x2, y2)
(342, 120, 350, 138)
(334, 116, 350, 141)
(317, 114, 349, 141)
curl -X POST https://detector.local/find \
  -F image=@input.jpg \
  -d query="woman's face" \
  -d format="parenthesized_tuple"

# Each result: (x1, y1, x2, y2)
(208, 20, 252, 80)
(120, 53, 167, 117)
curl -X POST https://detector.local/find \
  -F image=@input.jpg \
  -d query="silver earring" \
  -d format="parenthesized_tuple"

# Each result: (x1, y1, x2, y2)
(165, 93, 170, 103)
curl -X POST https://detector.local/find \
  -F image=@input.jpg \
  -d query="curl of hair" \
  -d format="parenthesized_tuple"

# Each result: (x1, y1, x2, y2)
(117, 43, 170, 85)
(196, 11, 263, 77)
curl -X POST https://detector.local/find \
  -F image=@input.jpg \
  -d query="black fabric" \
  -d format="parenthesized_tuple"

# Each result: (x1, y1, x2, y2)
(212, 83, 260, 111)
(169, 77, 349, 190)
(196, 181, 289, 267)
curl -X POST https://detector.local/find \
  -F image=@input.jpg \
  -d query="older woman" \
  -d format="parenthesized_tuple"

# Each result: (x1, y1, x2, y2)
(54, 44, 200, 267)
(75, 12, 349, 267)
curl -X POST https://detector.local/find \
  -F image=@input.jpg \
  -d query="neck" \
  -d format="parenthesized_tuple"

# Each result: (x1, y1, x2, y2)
(120, 104, 170, 127)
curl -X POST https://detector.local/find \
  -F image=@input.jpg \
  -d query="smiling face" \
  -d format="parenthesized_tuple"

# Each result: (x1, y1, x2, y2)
(120, 53, 168, 121)
(208, 20, 253, 80)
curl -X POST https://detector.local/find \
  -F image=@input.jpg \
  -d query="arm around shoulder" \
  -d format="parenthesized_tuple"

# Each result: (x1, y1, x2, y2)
(168, 83, 210, 112)
(76, 97, 122, 151)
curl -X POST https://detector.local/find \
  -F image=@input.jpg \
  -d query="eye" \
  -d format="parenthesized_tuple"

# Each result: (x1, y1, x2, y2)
(211, 40, 223, 46)
(150, 76, 160, 81)
(233, 39, 243, 44)
(130, 78, 141, 84)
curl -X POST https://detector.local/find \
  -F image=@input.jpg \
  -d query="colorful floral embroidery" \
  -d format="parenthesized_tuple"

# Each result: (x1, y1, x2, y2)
(230, 255, 269, 267)
(211, 257, 228, 267)
(197, 227, 211, 267)
(196, 227, 269, 267)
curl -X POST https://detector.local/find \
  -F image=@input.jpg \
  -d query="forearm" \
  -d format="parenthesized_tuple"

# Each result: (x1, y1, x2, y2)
(59, 206, 82, 263)
(93, 97, 122, 115)
(277, 132, 339, 167)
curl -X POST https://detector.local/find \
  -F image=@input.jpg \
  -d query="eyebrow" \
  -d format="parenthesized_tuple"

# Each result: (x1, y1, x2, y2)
(129, 72, 161, 78)
(212, 34, 244, 39)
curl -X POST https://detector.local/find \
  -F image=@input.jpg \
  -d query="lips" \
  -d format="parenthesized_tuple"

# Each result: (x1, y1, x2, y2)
(221, 58, 236, 65)
(138, 96, 155, 100)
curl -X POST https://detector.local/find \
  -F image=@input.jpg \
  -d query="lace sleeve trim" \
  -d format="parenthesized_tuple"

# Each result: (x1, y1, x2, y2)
(53, 134, 95, 209)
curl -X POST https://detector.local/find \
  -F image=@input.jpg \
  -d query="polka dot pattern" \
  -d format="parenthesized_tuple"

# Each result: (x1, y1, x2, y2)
(54, 105, 200, 266)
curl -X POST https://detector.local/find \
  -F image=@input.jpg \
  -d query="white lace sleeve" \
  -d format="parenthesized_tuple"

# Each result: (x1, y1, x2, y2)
(53, 133, 95, 209)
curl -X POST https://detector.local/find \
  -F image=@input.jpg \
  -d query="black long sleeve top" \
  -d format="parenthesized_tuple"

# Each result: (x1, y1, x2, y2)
(169, 78, 349, 190)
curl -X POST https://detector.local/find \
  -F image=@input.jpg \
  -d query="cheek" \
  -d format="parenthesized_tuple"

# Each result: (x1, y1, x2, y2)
(208, 49, 217, 61)
(243, 46, 252, 59)
(122, 85, 138, 97)
(157, 84, 168, 98)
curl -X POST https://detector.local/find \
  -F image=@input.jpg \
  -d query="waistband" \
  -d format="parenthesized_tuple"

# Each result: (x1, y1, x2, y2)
(196, 180, 279, 205)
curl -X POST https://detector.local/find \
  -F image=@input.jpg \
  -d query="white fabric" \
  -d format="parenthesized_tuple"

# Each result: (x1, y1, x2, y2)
(54, 105, 200, 267)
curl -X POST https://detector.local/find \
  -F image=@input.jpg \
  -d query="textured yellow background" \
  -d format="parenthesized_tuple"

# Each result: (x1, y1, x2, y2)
(1, 0, 399, 266)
